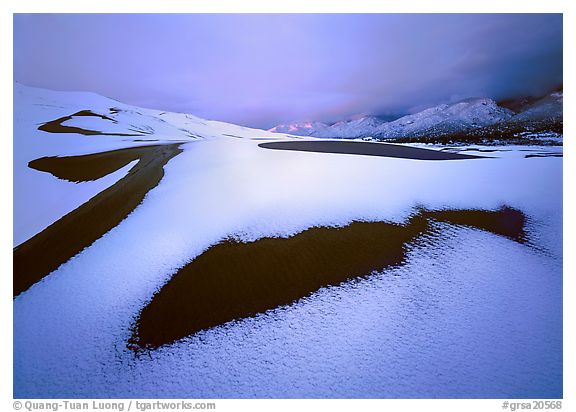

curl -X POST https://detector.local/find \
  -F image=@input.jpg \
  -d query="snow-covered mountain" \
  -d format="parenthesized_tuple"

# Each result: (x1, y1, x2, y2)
(269, 115, 391, 138)
(269, 120, 333, 136)
(508, 91, 563, 123)
(269, 93, 562, 141)
(328, 115, 391, 138)
(377, 98, 514, 139)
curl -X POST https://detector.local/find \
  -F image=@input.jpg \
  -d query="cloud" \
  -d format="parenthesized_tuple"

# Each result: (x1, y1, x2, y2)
(14, 13, 562, 128)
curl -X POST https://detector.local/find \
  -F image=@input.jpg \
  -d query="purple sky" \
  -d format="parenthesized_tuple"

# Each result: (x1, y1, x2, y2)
(14, 14, 562, 128)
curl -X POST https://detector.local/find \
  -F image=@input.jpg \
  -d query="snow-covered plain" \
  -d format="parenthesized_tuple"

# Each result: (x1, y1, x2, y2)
(13, 85, 562, 398)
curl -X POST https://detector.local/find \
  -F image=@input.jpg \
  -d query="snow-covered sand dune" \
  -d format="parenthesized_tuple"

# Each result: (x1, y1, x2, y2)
(14, 144, 183, 297)
(13, 83, 291, 246)
(13, 85, 562, 398)
(133, 207, 528, 349)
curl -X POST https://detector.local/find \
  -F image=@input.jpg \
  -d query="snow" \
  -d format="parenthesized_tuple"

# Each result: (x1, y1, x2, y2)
(269, 120, 331, 136)
(515, 131, 564, 143)
(13, 83, 291, 246)
(270, 98, 514, 139)
(14, 82, 291, 149)
(511, 92, 563, 123)
(14, 160, 137, 247)
(379, 98, 513, 138)
(127, 224, 561, 398)
(269, 91, 563, 140)
(13, 85, 563, 398)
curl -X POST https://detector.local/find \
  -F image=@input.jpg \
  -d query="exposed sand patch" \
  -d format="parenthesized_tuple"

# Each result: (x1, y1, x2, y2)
(259, 140, 484, 160)
(133, 207, 526, 349)
(28, 146, 156, 182)
(38, 110, 141, 136)
(525, 153, 563, 158)
(14, 144, 183, 297)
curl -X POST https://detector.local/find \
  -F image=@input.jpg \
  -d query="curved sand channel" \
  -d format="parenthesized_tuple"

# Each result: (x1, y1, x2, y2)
(38, 110, 141, 136)
(14, 143, 183, 297)
(258, 140, 485, 160)
(133, 206, 526, 349)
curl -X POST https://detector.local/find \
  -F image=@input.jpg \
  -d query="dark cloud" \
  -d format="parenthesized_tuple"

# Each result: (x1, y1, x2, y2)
(14, 14, 562, 128)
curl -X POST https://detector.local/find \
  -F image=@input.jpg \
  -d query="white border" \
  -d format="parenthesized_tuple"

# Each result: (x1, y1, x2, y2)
(1, 0, 570, 13)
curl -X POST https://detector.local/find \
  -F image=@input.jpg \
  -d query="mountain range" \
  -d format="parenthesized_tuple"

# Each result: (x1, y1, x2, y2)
(269, 90, 563, 144)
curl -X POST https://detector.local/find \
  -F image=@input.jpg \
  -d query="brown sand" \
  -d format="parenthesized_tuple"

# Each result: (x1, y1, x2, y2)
(259, 140, 484, 160)
(525, 153, 563, 158)
(38, 110, 140, 136)
(28, 146, 155, 182)
(13, 143, 183, 297)
(133, 207, 525, 349)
